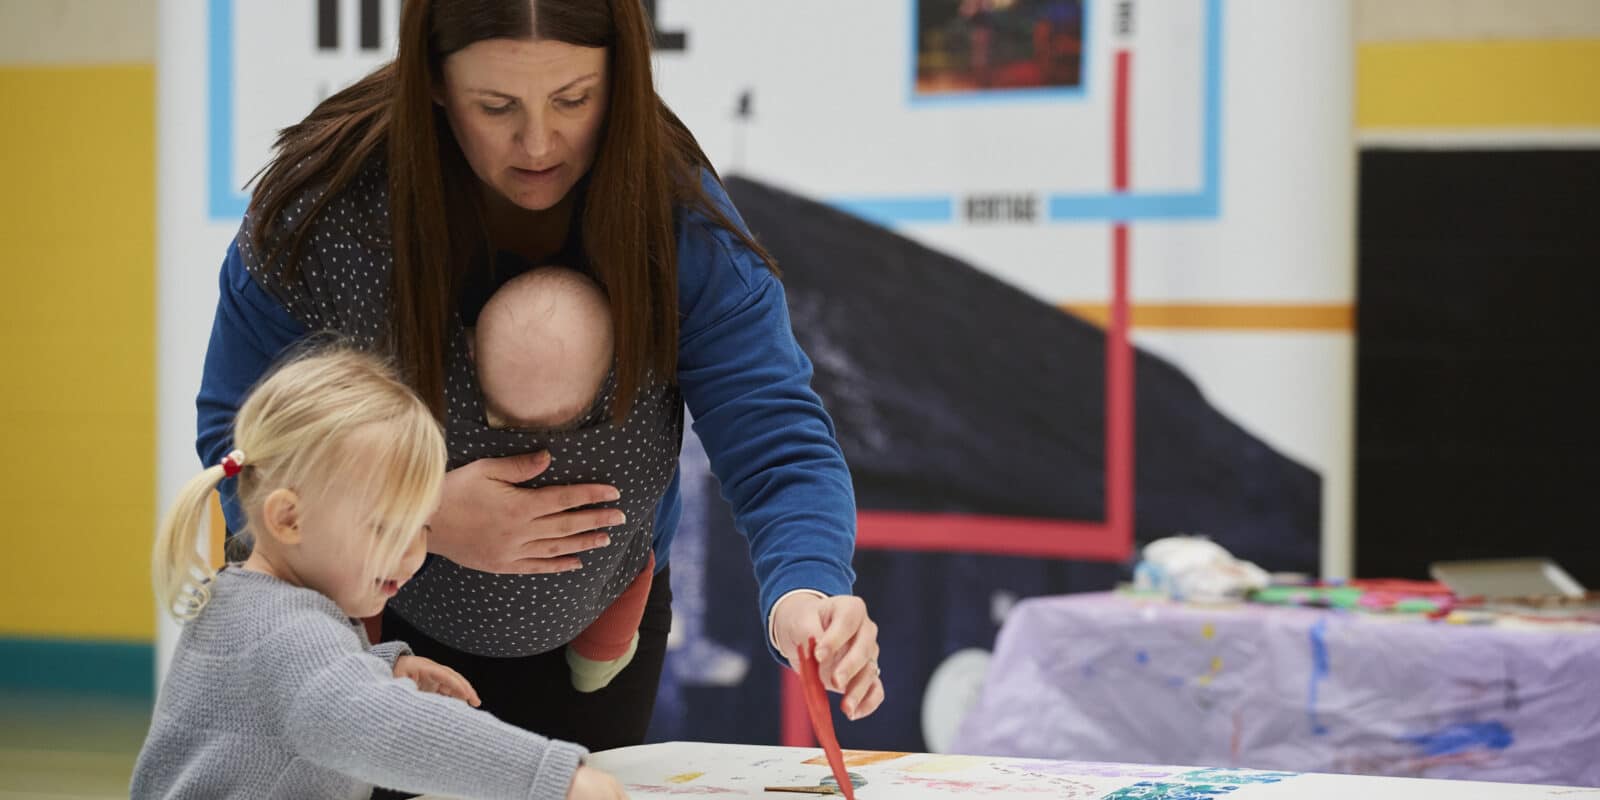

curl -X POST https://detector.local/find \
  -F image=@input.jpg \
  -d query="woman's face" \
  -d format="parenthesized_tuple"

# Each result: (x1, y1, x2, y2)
(438, 38, 609, 213)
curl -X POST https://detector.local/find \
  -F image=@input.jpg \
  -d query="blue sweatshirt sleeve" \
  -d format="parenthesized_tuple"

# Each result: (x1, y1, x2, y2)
(196, 237, 309, 534)
(675, 178, 858, 663)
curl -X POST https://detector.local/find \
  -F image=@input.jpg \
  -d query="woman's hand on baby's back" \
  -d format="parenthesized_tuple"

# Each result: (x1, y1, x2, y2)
(428, 452, 623, 574)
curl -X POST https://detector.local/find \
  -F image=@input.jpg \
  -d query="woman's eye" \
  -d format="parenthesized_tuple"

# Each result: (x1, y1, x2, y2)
(481, 103, 515, 115)
(555, 95, 590, 111)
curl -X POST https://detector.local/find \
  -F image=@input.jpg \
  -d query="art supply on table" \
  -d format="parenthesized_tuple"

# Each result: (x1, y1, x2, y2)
(1430, 558, 1587, 599)
(1132, 536, 1270, 602)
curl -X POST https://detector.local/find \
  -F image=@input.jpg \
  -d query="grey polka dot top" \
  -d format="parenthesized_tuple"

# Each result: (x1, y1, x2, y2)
(237, 163, 683, 658)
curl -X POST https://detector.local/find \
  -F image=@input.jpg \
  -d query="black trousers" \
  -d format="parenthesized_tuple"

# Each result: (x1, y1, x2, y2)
(371, 567, 672, 799)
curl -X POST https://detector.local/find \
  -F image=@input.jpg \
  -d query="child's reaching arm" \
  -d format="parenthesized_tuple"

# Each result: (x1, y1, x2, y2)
(263, 613, 594, 799)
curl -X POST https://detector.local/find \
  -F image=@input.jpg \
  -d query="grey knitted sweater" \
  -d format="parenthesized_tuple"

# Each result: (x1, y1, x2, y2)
(131, 567, 587, 799)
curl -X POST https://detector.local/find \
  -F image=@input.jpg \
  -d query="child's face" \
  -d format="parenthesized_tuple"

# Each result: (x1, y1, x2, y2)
(290, 491, 431, 619)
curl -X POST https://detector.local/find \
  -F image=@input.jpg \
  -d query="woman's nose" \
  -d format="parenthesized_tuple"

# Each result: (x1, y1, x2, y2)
(517, 118, 555, 161)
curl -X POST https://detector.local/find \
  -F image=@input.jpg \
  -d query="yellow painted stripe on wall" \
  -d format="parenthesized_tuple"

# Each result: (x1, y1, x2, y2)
(1358, 39, 1600, 128)
(0, 65, 155, 641)
(1062, 303, 1354, 332)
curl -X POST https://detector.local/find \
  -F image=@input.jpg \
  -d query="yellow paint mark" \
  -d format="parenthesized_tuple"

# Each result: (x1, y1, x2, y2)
(1201, 623, 1216, 640)
(1212, 656, 1224, 673)
(902, 755, 990, 774)
(1197, 674, 1214, 686)
(1359, 39, 1600, 128)
(802, 750, 911, 768)
(1060, 303, 1353, 332)
(666, 772, 703, 784)
(843, 751, 910, 767)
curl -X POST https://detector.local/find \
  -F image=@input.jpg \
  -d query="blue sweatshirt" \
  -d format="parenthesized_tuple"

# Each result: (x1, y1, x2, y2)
(195, 171, 856, 662)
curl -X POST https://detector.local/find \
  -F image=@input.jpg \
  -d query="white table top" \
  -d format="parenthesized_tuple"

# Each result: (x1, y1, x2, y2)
(418, 741, 1597, 799)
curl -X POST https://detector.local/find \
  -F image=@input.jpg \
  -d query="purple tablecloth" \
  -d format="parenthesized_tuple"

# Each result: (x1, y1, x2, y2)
(951, 592, 1600, 786)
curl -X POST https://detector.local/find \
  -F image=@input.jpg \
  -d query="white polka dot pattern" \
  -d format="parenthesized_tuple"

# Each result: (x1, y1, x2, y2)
(237, 162, 683, 657)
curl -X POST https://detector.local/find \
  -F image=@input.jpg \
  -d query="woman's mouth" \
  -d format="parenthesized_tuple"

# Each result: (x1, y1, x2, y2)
(511, 164, 561, 182)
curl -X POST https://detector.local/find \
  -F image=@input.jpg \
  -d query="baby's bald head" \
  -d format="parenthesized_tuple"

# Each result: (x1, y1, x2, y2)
(473, 266, 614, 430)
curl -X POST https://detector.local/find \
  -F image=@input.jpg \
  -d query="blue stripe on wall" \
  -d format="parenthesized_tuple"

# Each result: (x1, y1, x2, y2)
(0, 638, 154, 700)
(828, 196, 956, 226)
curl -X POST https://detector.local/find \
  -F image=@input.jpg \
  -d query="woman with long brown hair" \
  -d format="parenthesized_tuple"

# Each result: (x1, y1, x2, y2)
(195, 0, 881, 770)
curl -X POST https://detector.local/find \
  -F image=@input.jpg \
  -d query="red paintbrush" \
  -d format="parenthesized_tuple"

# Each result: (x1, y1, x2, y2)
(797, 637, 857, 799)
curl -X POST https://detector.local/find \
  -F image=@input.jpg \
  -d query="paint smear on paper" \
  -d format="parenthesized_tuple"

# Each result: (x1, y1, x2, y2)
(1307, 618, 1330, 735)
(1103, 781, 1240, 800)
(1400, 721, 1513, 757)
(666, 772, 703, 784)
(1005, 760, 1177, 780)
(626, 784, 739, 796)
(1176, 767, 1298, 785)
(901, 755, 992, 774)
(801, 750, 911, 768)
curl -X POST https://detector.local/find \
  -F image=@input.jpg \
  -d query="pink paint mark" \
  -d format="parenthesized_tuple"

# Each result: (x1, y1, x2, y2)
(899, 775, 1063, 795)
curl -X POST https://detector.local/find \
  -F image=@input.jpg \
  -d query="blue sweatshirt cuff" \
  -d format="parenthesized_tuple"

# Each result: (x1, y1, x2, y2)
(196, 239, 308, 535)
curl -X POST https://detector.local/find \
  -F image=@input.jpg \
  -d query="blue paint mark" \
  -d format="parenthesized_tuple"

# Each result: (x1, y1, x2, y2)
(1134, 561, 1165, 593)
(1103, 782, 1240, 800)
(822, 771, 869, 790)
(1177, 768, 1297, 785)
(1306, 618, 1330, 735)
(1401, 721, 1514, 757)
(207, 0, 248, 220)
(1136, 650, 1150, 665)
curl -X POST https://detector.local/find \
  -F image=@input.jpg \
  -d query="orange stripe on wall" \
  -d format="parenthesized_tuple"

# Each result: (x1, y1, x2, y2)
(209, 493, 227, 570)
(1061, 303, 1354, 331)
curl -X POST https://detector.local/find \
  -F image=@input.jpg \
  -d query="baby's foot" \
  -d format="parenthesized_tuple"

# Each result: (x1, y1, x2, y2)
(566, 632, 640, 693)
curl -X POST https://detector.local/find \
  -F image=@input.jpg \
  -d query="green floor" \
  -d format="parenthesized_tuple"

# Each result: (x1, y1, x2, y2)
(0, 690, 151, 798)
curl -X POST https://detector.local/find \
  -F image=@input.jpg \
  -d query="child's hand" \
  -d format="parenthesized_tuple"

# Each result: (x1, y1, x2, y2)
(566, 765, 628, 799)
(394, 655, 481, 707)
